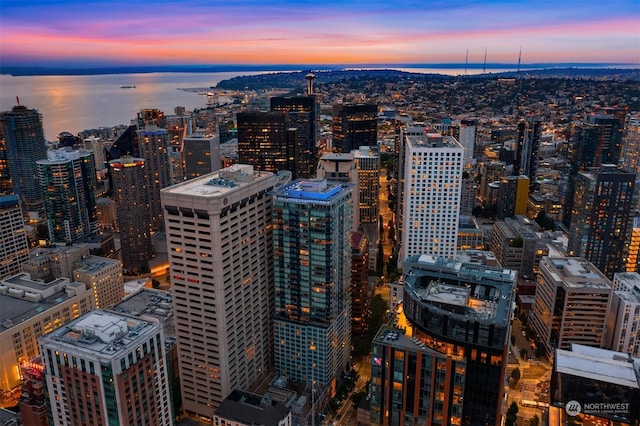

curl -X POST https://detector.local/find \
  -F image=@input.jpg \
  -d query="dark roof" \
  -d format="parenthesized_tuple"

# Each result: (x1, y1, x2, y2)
(215, 389, 290, 426)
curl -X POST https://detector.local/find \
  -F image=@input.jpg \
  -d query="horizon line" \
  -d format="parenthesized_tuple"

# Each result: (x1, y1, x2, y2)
(2, 62, 637, 77)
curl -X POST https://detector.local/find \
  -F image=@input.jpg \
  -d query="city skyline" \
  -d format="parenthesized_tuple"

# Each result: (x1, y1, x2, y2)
(1, 0, 638, 67)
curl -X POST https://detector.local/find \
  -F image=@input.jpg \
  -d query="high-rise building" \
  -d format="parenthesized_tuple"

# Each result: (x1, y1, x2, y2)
(0, 105, 48, 214)
(161, 164, 278, 420)
(137, 122, 171, 231)
(351, 232, 369, 335)
(316, 152, 360, 231)
(571, 122, 603, 169)
(270, 96, 319, 178)
(352, 146, 380, 227)
(496, 175, 529, 219)
(607, 273, 640, 357)
(550, 344, 639, 425)
(589, 113, 625, 166)
(567, 165, 636, 279)
(39, 310, 174, 426)
(0, 195, 29, 280)
(272, 179, 353, 392)
(183, 133, 222, 179)
(622, 115, 640, 174)
(530, 257, 612, 357)
(627, 213, 640, 273)
(515, 116, 543, 186)
(457, 118, 477, 164)
(491, 216, 547, 280)
(400, 130, 463, 262)
(459, 173, 476, 217)
(83, 136, 106, 172)
(563, 122, 606, 228)
(109, 157, 154, 275)
(478, 160, 507, 207)
(137, 108, 167, 129)
(37, 148, 98, 243)
(370, 325, 467, 426)
(237, 111, 292, 174)
(110, 288, 181, 419)
(332, 103, 377, 153)
(0, 273, 93, 395)
(372, 254, 517, 425)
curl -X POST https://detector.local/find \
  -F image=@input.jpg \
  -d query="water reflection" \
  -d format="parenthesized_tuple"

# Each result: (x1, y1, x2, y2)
(0, 72, 267, 140)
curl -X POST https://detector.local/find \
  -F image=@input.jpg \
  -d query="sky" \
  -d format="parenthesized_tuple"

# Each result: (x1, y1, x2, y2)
(1, 0, 639, 67)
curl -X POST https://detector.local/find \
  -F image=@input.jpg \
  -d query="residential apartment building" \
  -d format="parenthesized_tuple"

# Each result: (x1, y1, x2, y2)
(0, 195, 29, 280)
(0, 105, 47, 214)
(272, 179, 353, 392)
(491, 215, 547, 280)
(530, 257, 612, 357)
(37, 148, 99, 243)
(39, 310, 173, 426)
(400, 130, 463, 262)
(567, 165, 636, 279)
(372, 254, 517, 425)
(73, 255, 124, 309)
(109, 157, 154, 275)
(608, 273, 640, 357)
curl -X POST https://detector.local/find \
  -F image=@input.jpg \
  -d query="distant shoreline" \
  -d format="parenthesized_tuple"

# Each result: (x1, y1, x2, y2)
(1, 63, 637, 77)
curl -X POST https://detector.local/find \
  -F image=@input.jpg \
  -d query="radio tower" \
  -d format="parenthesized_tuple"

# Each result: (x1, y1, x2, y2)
(464, 49, 469, 76)
(483, 47, 487, 74)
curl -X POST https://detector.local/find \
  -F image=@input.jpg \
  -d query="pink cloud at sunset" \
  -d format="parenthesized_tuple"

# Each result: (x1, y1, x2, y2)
(1, 0, 638, 66)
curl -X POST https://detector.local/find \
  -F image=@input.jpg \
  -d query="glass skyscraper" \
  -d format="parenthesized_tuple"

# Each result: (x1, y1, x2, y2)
(0, 105, 48, 214)
(37, 148, 98, 243)
(272, 179, 353, 392)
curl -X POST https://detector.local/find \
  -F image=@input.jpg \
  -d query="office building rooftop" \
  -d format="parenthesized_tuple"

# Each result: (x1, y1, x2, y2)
(111, 288, 175, 344)
(555, 344, 640, 389)
(544, 257, 611, 289)
(41, 310, 158, 358)
(0, 274, 87, 332)
(162, 164, 273, 198)
(403, 254, 516, 325)
(214, 390, 290, 426)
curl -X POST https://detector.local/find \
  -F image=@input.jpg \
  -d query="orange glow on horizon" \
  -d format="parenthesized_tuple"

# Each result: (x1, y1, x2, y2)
(2, 15, 638, 65)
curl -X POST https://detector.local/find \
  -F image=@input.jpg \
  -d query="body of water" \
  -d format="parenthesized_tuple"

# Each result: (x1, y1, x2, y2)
(0, 66, 507, 140)
(1, 65, 631, 140)
(0, 71, 269, 141)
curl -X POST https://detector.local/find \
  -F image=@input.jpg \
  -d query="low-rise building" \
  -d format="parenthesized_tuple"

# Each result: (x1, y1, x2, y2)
(213, 390, 291, 426)
(73, 255, 124, 309)
(0, 273, 93, 396)
(550, 344, 639, 425)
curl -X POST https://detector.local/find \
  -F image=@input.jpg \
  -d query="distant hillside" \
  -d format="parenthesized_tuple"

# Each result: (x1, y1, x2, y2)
(214, 69, 452, 91)
(214, 68, 640, 91)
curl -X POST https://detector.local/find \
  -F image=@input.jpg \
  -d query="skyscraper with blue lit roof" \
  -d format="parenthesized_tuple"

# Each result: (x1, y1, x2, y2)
(272, 179, 353, 392)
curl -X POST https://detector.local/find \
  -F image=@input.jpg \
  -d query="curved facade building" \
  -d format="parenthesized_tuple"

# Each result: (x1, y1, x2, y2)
(371, 254, 516, 425)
